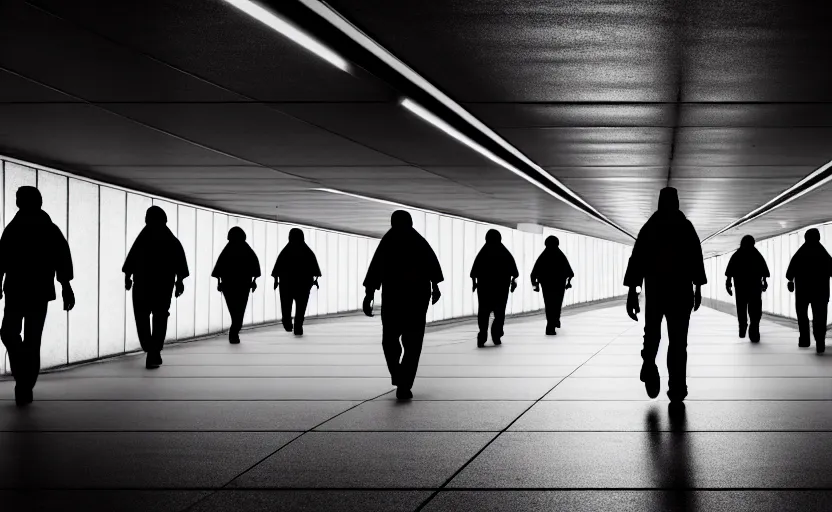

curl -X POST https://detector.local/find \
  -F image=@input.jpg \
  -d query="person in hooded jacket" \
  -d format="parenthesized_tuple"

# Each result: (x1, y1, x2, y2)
(0, 186, 75, 406)
(272, 228, 321, 336)
(531, 235, 574, 335)
(363, 210, 443, 400)
(624, 187, 707, 405)
(471, 229, 518, 347)
(123, 206, 189, 369)
(725, 235, 770, 342)
(786, 228, 832, 353)
(213, 227, 261, 344)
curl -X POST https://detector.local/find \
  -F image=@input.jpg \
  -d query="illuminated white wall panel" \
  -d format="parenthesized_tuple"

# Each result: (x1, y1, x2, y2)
(176, 205, 196, 340)
(38, 171, 68, 369)
(210, 213, 228, 333)
(98, 187, 126, 356)
(264, 222, 279, 322)
(194, 209, 213, 336)
(67, 179, 99, 363)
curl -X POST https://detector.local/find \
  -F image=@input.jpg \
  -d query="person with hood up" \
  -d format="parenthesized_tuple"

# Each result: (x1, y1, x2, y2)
(725, 235, 770, 342)
(272, 228, 320, 336)
(531, 235, 574, 335)
(123, 206, 189, 370)
(363, 210, 443, 400)
(212, 227, 261, 344)
(0, 186, 74, 406)
(624, 187, 706, 405)
(786, 228, 832, 353)
(470, 229, 518, 347)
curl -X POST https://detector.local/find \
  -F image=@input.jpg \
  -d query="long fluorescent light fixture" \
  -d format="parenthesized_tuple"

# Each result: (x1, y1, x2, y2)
(222, 0, 349, 72)
(296, 0, 629, 236)
(703, 158, 832, 244)
(310, 187, 480, 224)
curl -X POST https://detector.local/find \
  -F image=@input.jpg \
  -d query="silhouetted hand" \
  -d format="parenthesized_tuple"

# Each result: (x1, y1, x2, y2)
(565, 279, 572, 290)
(532, 281, 540, 293)
(250, 280, 257, 292)
(726, 279, 733, 296)
(510, 279, 517, 293)
(314, 278, 319, 289)
(694, 285, 702, 312)
(762, 278, 768, 292)
(175, 280, 184, 298)
(62, 284, 75, 311)
(788, 281, 795, 293)
(626, 287, 640, 321)
(274, 278, 279, 290)
(217, 280, 223, 292)
(124, 275, 132, 291)
(472, 279, 477, 293)
(362, 295, 374, 317)
(431, 285, 441, 305)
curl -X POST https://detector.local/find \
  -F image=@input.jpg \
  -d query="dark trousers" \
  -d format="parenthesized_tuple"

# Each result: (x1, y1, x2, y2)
(280, 284, 311, 329)
(735, 288, 762, 336)
(132, 284, 173, 354)
(642, 284, 693, 401)
(796, 296, 828, 345)
(381, 298, 429, 390)
(477, 287, 509, 340)
(222, 284, 250, 337)
(1, 299, 48, 391)
(542, 284, 566, 330)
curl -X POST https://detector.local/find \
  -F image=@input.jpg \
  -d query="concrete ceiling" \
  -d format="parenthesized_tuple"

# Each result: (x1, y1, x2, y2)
(1, 0, 831, 255)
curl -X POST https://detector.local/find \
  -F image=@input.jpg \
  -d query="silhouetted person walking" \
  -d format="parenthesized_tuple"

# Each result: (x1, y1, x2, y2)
(471, 229, 518, 347)
(624, 187, 706, 404)
(272, 228, 320, 336)
(725, 235, 769, 342)
(531, 235, 574, 335)
(0, 186, 74, 406)
(363, 210, 443, 399)
(213, 227, 261, 344)
(786, 228, 832, 353)
(123, 206, 189, 369)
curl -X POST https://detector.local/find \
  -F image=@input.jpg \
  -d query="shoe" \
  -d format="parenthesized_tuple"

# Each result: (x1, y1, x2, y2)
(640, 363, 660, 399)
(283, 323, 293, 333)
(556, 320, 561, 328)
(477, 332, 487, 348)
(749, 327, 760, 343)
(546, 329, 557, 336)
(396, 387, 413, 400)
(14, 386, 33, 407)
(294, 326, 303, 336)
(229, 333, 240, 344)
(739, 325, 747, 339)
(799, 339, 810, 348)
(146, 352, 162, 370)
(492, 336, 502, 346)
(818, 340, 826, 354)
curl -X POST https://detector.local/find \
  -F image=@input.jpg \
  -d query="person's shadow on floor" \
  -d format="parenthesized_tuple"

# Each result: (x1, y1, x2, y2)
(646, 405, 698, 511)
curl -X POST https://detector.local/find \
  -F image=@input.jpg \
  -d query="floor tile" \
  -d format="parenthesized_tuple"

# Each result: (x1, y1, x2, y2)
(376, 378, 562, 401)
(0, 490, 208, 512)
(189, 490, 429, 512)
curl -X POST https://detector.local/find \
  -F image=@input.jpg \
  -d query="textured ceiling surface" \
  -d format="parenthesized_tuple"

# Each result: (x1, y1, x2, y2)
(1, 0, 831, 255)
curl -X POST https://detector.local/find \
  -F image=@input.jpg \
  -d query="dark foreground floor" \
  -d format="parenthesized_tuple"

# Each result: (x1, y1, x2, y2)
(2, 304, 832, 511)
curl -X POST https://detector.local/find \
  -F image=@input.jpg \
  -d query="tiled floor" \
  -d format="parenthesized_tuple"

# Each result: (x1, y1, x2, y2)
(2, 303, 832, 511)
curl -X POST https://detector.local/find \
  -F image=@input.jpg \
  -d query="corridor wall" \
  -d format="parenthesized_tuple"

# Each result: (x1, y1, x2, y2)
(0, 156, 631, 375)
(701, 223, 832, 325)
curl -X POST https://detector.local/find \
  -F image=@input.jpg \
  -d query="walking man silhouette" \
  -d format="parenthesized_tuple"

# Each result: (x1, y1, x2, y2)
(0, 186, 74, 406)
(531, 235, 574, 335)
(471, 229, 518, 347)
(786, 228, 832, 353)
(123, 206, 189, 369)
(272, 228, 320, 336)
(725, 235, 769, 342)
(624, 187, 706, 404)
(213, 226, 260, 344)
(363, 210, 443, 399)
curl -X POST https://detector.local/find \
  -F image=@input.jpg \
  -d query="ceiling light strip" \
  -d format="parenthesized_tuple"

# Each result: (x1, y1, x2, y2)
(702, 158, 832, 244)
(296, 0, 629, 236)
(222, 0, 349, 71)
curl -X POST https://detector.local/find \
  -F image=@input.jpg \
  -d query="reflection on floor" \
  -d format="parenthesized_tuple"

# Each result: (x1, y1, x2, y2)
(2, 304, 832, 511)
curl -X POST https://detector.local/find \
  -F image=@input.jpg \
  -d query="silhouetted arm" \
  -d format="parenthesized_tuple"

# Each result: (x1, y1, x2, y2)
(53, 224, 75, 311)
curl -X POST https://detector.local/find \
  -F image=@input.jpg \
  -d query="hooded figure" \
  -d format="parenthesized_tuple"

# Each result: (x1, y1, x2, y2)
(624, 187, 706, 404)
(272, 228, 321, 336)
(123, 206, 189, 369)
(725, 235, 770, 342)
(470, 229, 518, 346)
(212, 227, 261, 344)
(363, 210, 444, 399)
(786, 228, 832, 352)
(0, 186, 74, 406)
(531, 235, 574, 335)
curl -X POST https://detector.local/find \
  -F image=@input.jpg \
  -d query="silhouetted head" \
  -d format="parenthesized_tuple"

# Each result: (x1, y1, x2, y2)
(227, 226, 246, 242)
(805, 228, 821, 243)
(657, 187, 680, 212)
(391, 210, 413, 229)
(485, 229, 501, 244)
(289, 228, 304, 242)
(145, 206, 167, 226)
(16, 186, 42, 211)
(545, 235, 559, 248)
(740, 235, 755, 249)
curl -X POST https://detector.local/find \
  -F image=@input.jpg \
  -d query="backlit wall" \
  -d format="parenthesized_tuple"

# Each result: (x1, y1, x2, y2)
(0, 156, 631, 374)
